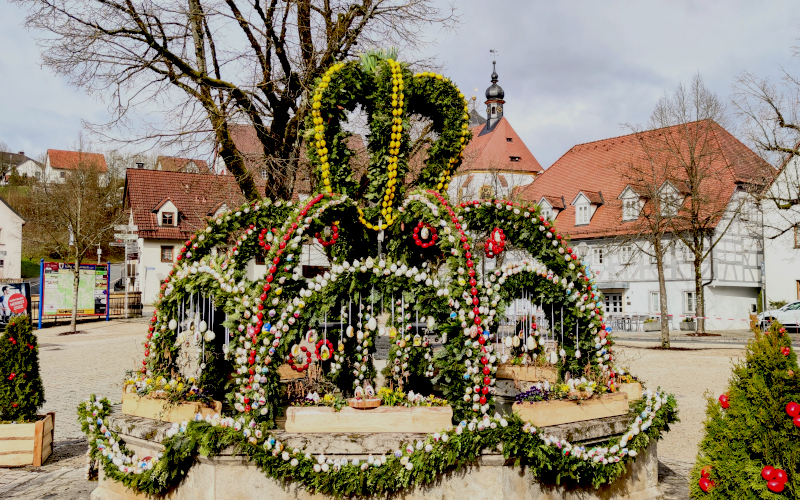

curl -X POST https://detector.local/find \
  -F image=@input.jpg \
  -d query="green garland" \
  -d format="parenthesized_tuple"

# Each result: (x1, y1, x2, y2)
(79, 392, 678, 497)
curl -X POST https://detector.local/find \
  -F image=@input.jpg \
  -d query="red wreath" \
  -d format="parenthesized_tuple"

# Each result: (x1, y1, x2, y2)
(287, 346, 310, 371)
(484, 227, 506, 258)
(315, 224, 339, 247)
(413, 221, 438, 249)
(258, 227, 278, 251)
(315, 339, 334, 361)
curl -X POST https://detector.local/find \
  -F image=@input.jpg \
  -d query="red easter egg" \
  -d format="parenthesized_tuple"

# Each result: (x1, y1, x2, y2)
(795, 416, 800, 428)
(767, 480, 785, 493)
(698, 478, 711, 492)
(761, 466, 776, 481)
(774, 469, 787, 484)
(787, 401, 800, 418)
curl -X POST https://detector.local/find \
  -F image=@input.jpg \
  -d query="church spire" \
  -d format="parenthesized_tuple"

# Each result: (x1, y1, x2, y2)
(483, 58, 505, 134)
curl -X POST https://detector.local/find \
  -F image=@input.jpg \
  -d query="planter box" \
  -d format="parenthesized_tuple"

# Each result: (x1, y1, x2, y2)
(679, 322, 696, 332)
(284, 405, 453, 434)
(513, 392, 629, 427)
(617, 382, 643, 401)
(0, 412, 54, 467)
(643, 323, 660, 332)
(496, 364, 557, 383)
(121, 393, 222, 423)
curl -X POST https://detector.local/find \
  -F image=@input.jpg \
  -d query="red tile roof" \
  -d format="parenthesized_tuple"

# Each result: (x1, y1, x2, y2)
(516, 120, 776, 240)
(156, 156, 210, 173)
(459, 118, 543, 174)
(47, 149, 108, 172)
(124, 169, 248, 240)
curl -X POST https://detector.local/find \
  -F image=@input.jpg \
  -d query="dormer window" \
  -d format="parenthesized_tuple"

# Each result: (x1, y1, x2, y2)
(541, 206, 552, 220)
(161, 212, 174, 225)
(506, 138, 513, 142)
(509, 156, 520, 162)
(576, 204, 590, 225)
(623, 199, 639, 221)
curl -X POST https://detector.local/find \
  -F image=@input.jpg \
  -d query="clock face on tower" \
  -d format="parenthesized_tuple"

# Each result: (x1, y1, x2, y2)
(486, 105, 491, 115)
(496, 105, 503, 114)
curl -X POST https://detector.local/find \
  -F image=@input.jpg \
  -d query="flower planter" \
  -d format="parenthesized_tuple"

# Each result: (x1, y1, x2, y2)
(679, 322, 696, 332)
(617, 382, 643, 401)
(496, 364, 557, 383)
(0, 412, 54, 467)
(512, 392, 629, 427)
(284, 405, 453, 434)
(643, 323, 660, 332)
(121, 393, 222, 424)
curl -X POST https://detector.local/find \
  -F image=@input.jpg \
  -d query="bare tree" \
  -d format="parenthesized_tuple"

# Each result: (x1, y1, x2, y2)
(13, 0, 457, 201)
(646, 75, 752, 334)
(611, 140, 678, 348)
(24, 143, 125, 332)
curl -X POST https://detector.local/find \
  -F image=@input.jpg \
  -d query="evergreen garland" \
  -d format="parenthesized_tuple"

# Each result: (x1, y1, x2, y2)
(0, 315, 44, 422)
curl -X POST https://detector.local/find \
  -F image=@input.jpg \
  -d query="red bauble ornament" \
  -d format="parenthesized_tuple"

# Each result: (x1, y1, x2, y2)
(761, 466, 776, 481)
(782, 346, 791, 356)
(787, 401, 800, 418)
(767, 480, 785, 493)
(773, 469, 788, 484)
(484, 228, 506, 259)
(718, 394, 729, 409)
(700, 466, 712, 478)
(794, 415, 800, 428)
(698, 478, 711, 492)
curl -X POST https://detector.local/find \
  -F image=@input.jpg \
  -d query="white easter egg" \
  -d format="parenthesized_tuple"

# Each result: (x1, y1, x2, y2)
(199, 320, 208, 333)
(169, 319, 178, 330)
(204, 330, 216, 342)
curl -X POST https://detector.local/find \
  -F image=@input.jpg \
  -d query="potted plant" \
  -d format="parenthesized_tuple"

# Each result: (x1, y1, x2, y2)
(680, 317, 696, 331)
(0, 316, 54, 467)
(643, 317, 660, 332)
(511, 379, 628, 427)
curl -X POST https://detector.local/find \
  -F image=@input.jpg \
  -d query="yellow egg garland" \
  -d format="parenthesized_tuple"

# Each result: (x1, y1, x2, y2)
(309, 59, 472, 231)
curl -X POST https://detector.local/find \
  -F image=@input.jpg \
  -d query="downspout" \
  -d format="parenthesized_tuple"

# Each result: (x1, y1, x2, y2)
(702, 245, 714, 327)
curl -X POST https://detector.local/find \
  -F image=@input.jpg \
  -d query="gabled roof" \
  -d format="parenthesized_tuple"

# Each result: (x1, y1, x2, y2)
(459, 117, 543, 174)
(539, 195, 566, 210)
(516, 120, 776, 240)
(124, 170, 247, 240)
(156, 156, 210, 173)
(152, 197, 179, 212)
(572, 190, 604, 205)
(47, 149, 108, 172)
(1, 151, 41, 168)
(0, 195, 25, 223)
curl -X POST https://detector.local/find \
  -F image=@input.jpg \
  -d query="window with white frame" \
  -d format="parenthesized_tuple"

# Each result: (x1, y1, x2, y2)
(650, 291, 660, 313)
(684, 291, 696, 314)
(592, 247, 604, 265)
(682, 244, 695, 262)
(541, 206, 552, 220)
(661, 191, 679, 217)
(620, 245, 632, 264)
(260, 167, 268, 180)
(622, 199, 639, 221)
(576, 204, 590, 225)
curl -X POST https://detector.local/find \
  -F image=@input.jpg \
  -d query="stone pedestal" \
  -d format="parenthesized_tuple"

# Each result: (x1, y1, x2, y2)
(91, 407, 663, 500)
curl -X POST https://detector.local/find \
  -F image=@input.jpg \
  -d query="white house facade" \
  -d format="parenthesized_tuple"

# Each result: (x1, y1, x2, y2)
(763, 155, 800, 304)
(0, 196, 25, 279)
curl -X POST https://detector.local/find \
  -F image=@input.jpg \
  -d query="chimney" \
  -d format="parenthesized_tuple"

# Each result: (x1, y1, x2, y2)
(135, 162, 144, 169)
(18, 151, 24, 156)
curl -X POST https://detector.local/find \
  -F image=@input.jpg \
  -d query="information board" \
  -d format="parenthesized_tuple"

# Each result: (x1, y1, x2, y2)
(43, 262, 107, 316)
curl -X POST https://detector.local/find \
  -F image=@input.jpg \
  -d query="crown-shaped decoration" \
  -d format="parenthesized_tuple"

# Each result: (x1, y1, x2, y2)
(306, 51, 471, 231)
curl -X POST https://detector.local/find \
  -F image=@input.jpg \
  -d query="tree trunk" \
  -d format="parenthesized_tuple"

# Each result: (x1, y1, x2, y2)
(694, 256, 705, 334)
(70, 260, 80, 333)
(655, 238, 670, 348)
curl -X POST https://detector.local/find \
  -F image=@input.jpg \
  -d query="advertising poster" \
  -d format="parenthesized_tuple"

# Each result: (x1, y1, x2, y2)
(0, 280, 32, 331)
(43, 262, 99, 315)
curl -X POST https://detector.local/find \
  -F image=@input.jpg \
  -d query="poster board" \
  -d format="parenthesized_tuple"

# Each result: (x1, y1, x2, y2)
(0, 280, 32, 331)
(42, 262, 107, 316)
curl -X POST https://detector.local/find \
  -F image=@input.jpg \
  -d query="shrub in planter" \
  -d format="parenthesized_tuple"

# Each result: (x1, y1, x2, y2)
(689, 322, 799, 497)
(0, 316, 44, 422)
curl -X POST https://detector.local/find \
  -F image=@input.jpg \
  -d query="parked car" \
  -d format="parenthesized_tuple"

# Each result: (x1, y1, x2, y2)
(757, 301, 800, 332)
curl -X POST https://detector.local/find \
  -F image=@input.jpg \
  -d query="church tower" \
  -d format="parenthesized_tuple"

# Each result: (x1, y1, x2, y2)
(482, 60, 505, 135)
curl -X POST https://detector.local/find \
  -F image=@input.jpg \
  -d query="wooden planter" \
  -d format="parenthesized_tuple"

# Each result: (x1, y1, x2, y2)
(617, 382, 643, 401)
(496, 364, 557, 383)
(512, 392, 629, 427)
(284, 405, 453, 434)
(0, 412, 54, 467)
(121, 393, 222, 423)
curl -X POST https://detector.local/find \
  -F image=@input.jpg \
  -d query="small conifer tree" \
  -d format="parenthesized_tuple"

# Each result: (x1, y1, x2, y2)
(690, 322, 799, 498)
(0, 316, 45, 422)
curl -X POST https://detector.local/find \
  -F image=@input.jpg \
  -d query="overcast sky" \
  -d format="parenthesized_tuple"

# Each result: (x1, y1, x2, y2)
(1, 0, 798, 167)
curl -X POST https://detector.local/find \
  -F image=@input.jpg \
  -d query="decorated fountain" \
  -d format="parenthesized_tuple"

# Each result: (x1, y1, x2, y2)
(80, 52, 677, 500)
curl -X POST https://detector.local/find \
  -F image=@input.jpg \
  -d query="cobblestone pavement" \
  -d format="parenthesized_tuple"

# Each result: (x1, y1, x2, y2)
(3, 316, 776, 499)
